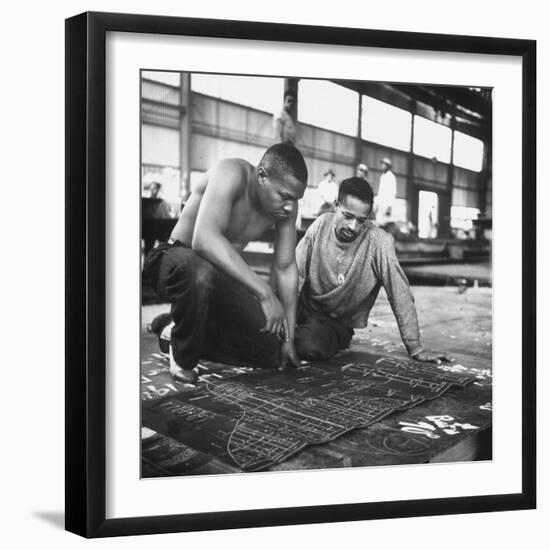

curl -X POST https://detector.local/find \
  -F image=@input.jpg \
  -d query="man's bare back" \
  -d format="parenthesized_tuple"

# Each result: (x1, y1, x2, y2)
(170, 159, 275, 252)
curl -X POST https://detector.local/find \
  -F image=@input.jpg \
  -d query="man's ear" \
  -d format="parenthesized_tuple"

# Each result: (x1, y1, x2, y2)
(257, 166, 267, 184)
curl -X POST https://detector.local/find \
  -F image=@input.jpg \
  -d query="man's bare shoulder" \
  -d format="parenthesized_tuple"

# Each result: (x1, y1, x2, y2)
(207, 158, 253, 191)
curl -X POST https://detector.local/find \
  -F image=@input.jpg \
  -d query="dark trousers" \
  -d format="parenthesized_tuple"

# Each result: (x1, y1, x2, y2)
(143, 242, 280, 371)
(294, 294, 354, 361)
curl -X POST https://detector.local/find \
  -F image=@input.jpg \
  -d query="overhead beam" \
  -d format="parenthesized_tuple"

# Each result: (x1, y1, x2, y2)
(334, 80, 490, 141)
(420, 84, 492, 117)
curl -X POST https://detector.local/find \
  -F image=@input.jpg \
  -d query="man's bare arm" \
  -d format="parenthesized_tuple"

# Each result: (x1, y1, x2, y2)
(271, 211, 301, 369)
(273, 209, 299, 343)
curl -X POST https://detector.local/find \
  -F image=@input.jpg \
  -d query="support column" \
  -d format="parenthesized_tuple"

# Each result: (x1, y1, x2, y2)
(284, 78, 299, 121)
(439, 115, 456, 239)
(179, 72, 192, 203)
(406, 101, 418, 226)
(278, 78, 299, 147)
(355, 92, 363, 168)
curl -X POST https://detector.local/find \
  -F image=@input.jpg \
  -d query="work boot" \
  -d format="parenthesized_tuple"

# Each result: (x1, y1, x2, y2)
(169, 344, 198, 384)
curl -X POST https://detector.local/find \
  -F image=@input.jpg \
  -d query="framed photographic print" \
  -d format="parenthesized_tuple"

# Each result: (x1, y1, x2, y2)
(65, 11, 536, 538)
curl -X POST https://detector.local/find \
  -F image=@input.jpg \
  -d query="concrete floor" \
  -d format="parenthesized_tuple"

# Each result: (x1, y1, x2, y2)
(404, 262, 492, 286)
(142, 285, 492, 365)
(141, 285, 492, 474)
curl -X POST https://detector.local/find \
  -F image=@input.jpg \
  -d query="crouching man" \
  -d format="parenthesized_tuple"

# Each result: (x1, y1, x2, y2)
(143, 143, 308, 382)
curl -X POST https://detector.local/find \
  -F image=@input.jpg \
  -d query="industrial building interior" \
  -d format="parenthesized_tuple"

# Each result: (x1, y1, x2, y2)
(140, 71, 492, 476)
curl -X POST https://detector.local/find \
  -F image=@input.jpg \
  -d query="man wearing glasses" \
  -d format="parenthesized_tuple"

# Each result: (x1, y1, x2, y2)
(294, 177, 449, 365)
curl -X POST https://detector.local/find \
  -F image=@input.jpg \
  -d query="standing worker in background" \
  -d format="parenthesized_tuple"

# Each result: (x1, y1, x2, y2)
(146, 181, 172, 218)
(375, 157, 397, 225)
(317, 168, 338, 215)
(273, 91, 297, 145)
(356, 162, 369, 182)
(142, 182, 173, 254)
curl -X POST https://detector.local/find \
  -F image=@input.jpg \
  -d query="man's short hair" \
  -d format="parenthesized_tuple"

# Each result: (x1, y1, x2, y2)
(338, 177, 374, 206)
(260, 143, 308, 185)
(284, 90, 295, 100)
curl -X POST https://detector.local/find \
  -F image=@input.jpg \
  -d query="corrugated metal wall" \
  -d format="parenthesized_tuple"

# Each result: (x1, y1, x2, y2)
(452, 167, 482, 208)
(142, 125, 179, 166)
(141, 78, 486, 217)
(191, 94, 272, 170)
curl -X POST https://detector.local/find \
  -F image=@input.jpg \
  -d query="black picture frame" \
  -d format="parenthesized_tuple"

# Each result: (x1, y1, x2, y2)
(65, 11, 536, 538)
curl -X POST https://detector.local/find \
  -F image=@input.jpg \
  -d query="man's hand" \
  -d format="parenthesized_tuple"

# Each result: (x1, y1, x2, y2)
(258, 289, 286, 337)
(277, 341, 300, 372)
(412, 349, 454, 365)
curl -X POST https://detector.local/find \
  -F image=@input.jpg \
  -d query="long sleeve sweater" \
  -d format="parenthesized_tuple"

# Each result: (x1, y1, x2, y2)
(295, 213, 422, 355)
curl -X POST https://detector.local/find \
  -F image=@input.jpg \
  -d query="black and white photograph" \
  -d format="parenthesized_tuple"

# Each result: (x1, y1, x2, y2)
(0, 1, 539, 544)
(139, 70, 494, 477)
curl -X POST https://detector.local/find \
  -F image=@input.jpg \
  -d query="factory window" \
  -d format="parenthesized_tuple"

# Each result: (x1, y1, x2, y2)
(361, 96, 412, 151)
(413, 116, 452, 163)
(191, 73, 285, 114)
(298, 80, 359, 136)
(450, 206, 480, 239)
(453, 131, 484, 172)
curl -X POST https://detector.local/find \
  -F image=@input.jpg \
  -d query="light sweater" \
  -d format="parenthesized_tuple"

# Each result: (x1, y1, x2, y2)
(295, 213, 422, 355)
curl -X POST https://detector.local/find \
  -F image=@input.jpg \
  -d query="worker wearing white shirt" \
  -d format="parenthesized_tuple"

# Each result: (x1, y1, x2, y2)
(317, 168, 338, 214)
(375, 157, 397, 224)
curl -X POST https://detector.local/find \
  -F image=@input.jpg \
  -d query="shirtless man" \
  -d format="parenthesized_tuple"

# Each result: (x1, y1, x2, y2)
(143, 143, 308, 383)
